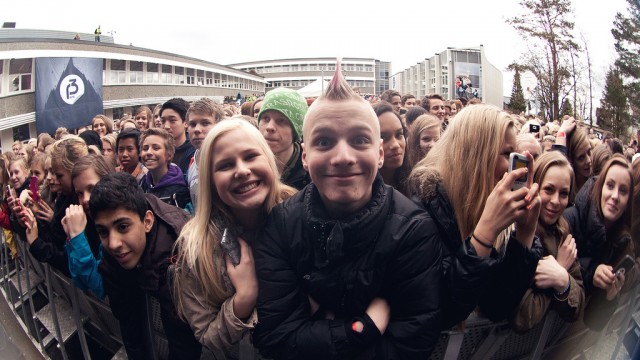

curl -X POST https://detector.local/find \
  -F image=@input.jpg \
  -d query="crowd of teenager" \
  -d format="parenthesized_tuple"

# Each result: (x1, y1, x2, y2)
(0, 61, 639, 360)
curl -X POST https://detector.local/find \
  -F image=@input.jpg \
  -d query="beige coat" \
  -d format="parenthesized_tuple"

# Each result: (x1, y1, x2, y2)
(511, 233, 585, 333)
(178, 271, 258, 359)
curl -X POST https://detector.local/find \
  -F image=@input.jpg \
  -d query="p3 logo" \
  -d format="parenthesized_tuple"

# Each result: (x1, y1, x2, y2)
(59, 74, 85, 105)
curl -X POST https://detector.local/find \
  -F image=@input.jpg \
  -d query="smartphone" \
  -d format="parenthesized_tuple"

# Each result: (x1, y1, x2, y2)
(29, 176, 39, 203)
(529, 123, 540, 133)
(509, 152, 530, 190)
(221, 228, 240, 266)
(6, 185, 16, 200)
(614, 254, 635, 276)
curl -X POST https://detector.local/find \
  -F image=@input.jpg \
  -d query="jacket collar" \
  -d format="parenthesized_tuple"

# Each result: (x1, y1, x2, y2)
(302, 175, 389, 267)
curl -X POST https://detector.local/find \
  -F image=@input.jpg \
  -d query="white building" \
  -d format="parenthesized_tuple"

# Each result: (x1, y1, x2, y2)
(390, 46, 503, 107)
(229, 57, 391, 96)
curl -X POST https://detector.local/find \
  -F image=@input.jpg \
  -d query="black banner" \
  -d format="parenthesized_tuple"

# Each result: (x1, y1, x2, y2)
(35, 58, 103, 135)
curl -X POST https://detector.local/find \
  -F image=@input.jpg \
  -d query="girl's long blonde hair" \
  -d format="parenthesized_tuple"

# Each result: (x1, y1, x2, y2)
(409, 104, 514, 242)
(172, 119, 296, 316)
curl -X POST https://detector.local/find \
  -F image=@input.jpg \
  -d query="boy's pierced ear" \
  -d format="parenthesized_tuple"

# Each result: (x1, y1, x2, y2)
(144, 210, 154, 233)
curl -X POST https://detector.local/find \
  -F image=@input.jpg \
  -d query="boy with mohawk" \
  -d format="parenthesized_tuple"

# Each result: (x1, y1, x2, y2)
(253, 61, 442, 359)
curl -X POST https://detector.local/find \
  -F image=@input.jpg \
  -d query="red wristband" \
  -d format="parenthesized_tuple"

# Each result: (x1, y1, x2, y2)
(557, 131, 566, 137)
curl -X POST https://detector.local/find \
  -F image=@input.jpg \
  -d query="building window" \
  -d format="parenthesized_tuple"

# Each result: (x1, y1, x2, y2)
(174, 66, 185, 84)
(205, 71, 213, 85)
(12, 124, 30, 142)
(186, 68, 195, 85)
(197, 69, 204, 85)
(161, 64, 172, 84)
(147, 63, 159, 83)
(109, 59, 126, 84)
(130, 61, 143, 83)
(9, 58, 32, 92)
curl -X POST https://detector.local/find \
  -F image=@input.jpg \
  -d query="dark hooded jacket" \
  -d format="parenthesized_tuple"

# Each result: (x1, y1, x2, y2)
(412, 170, 543, 328)
(140, 164, 191, 211)
(281, 142, 310, 190)
(253, 176, 442, 360)
(99, 195, 201, 360)
(563, 177, 636, 330)
(173, 139, 196, 179)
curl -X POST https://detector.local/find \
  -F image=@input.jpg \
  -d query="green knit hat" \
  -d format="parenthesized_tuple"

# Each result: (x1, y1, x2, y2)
(258, 87, 308, 142)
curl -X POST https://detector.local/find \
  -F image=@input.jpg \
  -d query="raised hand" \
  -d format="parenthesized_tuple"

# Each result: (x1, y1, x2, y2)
(61, 205, 87, 239)
(20, 208, 38, 245)
(559, 116, 577, 135)
(34, 198, 54, 222)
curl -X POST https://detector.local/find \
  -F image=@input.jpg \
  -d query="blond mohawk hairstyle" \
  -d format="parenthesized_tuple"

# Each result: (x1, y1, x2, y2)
(323, 58, 362, 102)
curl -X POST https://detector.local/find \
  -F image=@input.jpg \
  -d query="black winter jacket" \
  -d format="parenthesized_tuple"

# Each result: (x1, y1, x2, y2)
(414, 173, 543, 327)
(253, 176, 442, 360)
(99, 195, 200, 360)
(563, 177, 634, 330)
(564, 177, 632, 295)
(281, 142, 310, 190)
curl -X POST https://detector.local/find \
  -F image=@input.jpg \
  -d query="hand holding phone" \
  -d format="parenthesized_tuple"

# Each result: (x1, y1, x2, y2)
(614, 255, 635, 277)
(6, 185, 16, 200)
(508, 152, 530, 191)
(29, 176, 40, 203)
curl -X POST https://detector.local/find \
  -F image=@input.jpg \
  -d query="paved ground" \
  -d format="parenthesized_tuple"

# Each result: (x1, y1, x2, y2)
(0, 291, 44, 360)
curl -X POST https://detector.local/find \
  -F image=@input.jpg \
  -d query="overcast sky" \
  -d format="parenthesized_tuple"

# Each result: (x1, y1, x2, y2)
(4, 0, 630, 105)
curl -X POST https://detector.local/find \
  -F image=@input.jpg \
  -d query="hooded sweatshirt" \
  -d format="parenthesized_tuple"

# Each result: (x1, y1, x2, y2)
(141, 163, 192, 212)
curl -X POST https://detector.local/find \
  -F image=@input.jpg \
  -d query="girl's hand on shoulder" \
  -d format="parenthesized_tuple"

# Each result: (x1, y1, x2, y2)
(535, 255, 568, 292)
(557, 234, 577, 270)
(226, 238, 257, 319)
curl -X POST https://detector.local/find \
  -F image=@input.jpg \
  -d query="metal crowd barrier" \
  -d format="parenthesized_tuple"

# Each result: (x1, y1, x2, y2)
(0, 228, 638, 360)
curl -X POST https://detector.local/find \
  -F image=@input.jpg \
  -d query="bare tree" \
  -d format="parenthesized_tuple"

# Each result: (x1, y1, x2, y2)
(508, 0, 579, 121)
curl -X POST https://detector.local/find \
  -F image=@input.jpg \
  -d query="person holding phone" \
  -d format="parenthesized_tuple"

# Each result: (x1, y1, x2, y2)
(20, 137, 91, 275)
(511, 152, 585, 332)
(407, 104, 543, 328)
(564, 154, 636, 329)
(7, 157, 31, 234)
(171, 119, 296, 357)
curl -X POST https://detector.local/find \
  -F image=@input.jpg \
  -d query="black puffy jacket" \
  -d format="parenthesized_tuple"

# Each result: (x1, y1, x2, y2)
(281, 142, 310, 190)
(564, 177, 631, 295)
(253, 176, 442, 360)
(414, 173, 542, 327)
(563, 177, 634, 330)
